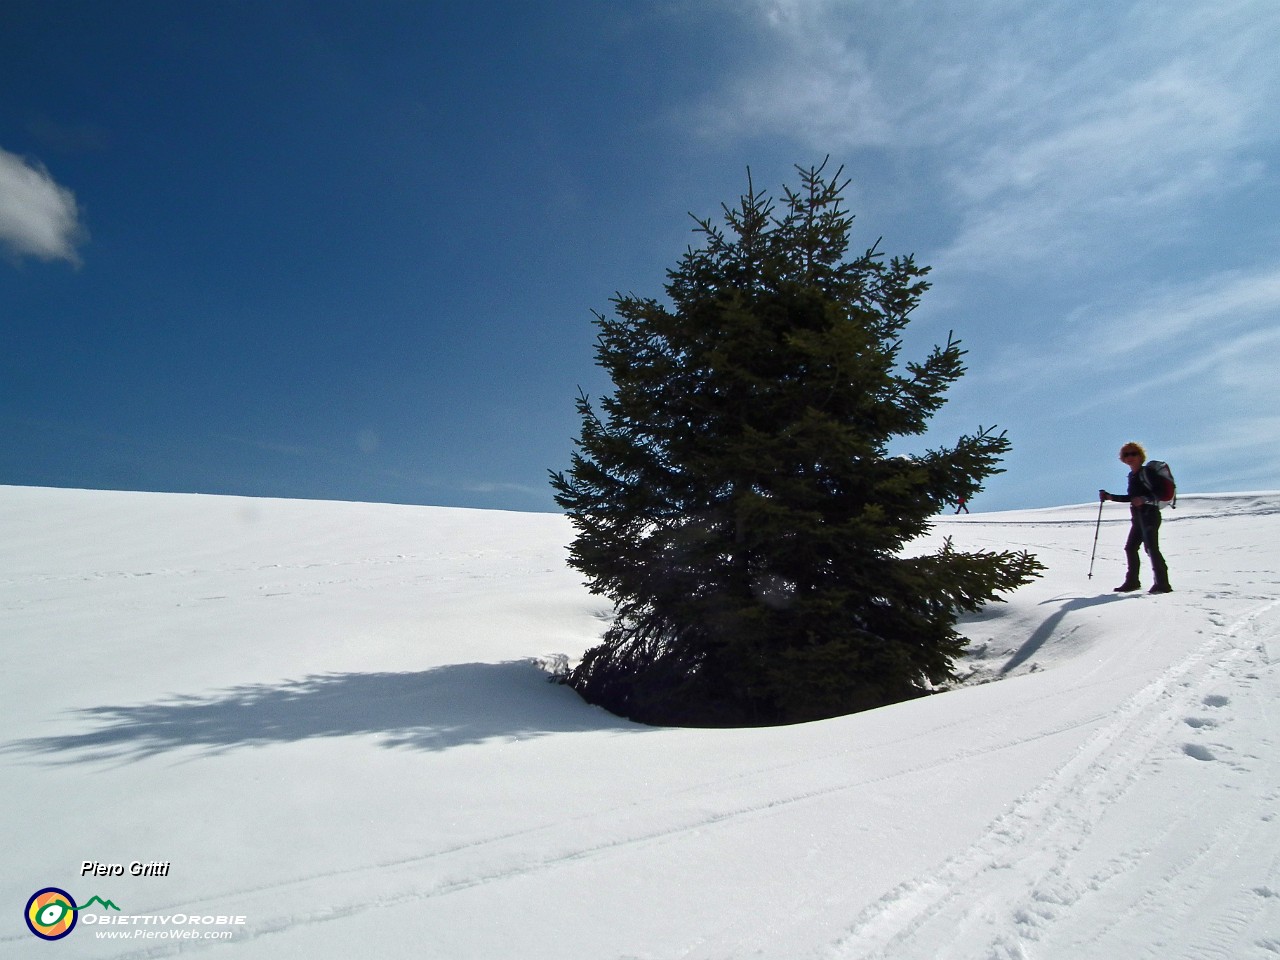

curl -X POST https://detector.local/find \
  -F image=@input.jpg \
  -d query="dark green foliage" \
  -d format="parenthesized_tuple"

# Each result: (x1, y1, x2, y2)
(550, 162, 1043, 727)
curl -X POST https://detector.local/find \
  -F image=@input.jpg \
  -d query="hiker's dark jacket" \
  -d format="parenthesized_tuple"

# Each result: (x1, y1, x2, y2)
(1111, 466, 1159, 512)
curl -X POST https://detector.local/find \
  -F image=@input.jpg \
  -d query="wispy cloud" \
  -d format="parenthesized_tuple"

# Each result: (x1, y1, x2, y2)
(0, 146, 87, 266)
(1101, 269, 1280, 357)
(964, 264, 1280, 416)
(694, 5, 892, 149)
(702, 1, 1280, 278)
(938, 56, 1267, 275)
(1165, 411, 1280, 492)
(218, 434, 323, 459)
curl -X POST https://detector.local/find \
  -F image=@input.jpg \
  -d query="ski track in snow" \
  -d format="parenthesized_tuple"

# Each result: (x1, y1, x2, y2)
(826, 598, 1280, 960)
(35, 696, 1119, 958)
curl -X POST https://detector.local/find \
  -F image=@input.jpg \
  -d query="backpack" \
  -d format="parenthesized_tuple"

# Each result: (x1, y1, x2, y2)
(1143, 460, 1177, 508)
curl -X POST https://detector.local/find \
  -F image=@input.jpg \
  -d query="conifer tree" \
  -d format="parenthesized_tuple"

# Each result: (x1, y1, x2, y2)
(550, 161, 1042, 726)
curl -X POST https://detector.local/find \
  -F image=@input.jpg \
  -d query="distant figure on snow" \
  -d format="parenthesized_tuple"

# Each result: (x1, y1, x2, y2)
(954, 498, 969, 514)
(1099, 442, 1172, 594)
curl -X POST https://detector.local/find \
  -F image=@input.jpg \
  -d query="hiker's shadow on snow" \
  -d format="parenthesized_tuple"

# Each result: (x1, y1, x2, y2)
(7, 661, 640, 764)
(1000, 594, 1129, 676)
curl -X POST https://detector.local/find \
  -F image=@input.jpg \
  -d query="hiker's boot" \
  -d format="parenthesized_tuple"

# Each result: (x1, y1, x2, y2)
(1148, 583, 1173, 594)
(1113, 579, 1142, 593)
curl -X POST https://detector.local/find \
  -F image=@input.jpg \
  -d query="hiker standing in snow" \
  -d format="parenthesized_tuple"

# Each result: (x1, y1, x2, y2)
(1099, 442, 1172, 594)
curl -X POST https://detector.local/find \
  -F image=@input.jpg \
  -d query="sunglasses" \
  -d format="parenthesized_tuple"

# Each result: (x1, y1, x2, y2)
(1121, 452, 1141, 459)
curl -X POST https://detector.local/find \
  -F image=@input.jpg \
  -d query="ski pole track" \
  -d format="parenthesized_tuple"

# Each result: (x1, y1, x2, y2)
(825, 597, 1280, 960)
(1058, 791, 1279, 960)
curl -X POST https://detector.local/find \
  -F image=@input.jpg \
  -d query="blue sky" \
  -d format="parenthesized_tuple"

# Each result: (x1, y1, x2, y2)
(3, 1, 1278, 513)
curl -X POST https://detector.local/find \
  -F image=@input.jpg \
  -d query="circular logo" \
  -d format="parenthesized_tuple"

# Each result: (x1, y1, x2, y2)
(25, 888, 78, 941)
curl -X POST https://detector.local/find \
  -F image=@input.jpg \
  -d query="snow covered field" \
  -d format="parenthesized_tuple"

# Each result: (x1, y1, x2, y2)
(2, 484, 1277, 959)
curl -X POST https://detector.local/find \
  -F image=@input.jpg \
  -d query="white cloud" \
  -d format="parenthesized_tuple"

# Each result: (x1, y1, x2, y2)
(0, 146, 87, 265)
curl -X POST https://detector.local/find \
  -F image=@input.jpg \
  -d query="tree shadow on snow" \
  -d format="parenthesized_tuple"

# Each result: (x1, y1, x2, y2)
(999, 594, 1129, 676)
(5, 661, 641, 764)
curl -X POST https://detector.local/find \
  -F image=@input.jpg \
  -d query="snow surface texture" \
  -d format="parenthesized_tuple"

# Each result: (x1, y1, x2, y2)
(2, 485, 1277, 959)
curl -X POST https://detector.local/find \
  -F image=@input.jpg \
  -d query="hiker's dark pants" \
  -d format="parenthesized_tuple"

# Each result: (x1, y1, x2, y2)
(1125, 505, 1169, 587)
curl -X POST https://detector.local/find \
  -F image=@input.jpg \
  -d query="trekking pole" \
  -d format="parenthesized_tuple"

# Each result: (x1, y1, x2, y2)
(1087, 498, 1104, 579)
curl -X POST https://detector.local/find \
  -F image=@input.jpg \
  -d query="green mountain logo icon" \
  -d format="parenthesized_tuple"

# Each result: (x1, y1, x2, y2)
(76, 896, 121, 912)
